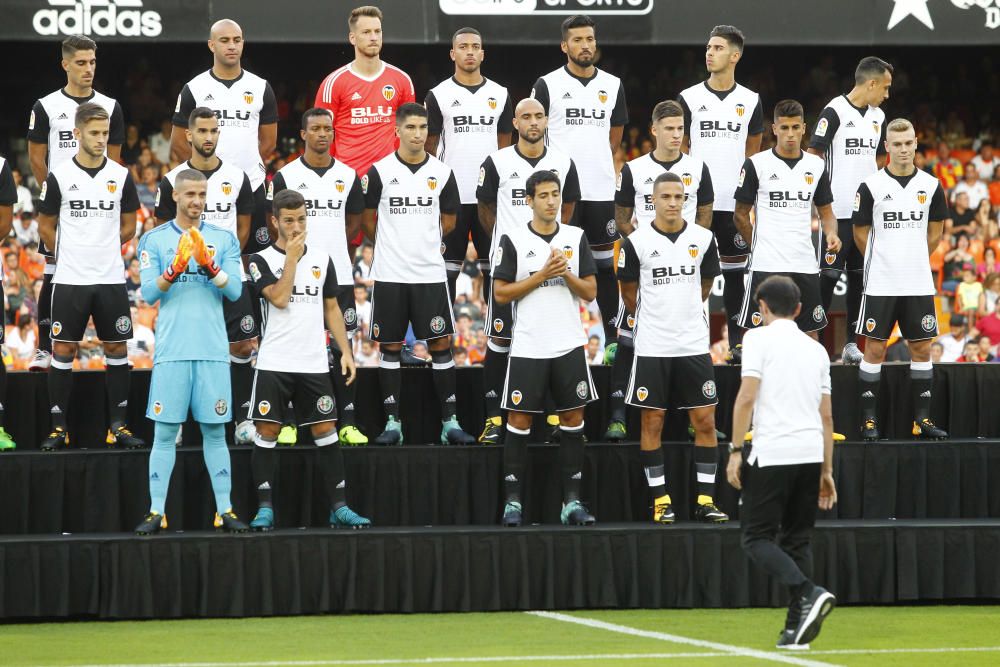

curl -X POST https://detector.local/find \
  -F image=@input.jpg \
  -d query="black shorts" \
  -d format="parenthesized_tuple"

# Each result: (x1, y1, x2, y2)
(711, 210, 750, 257)
(501, 347, 597, 413)
(370, 281, 455, 343)
(249, 369, 337, 425)
(485, 278, 513, 340)
(739, 270, 827, 333)
(571, 200, 617, 246)
(443, 203, 490, 271)
(244, 184, 272, 255)
(857, 294, 938, 341)
(820, 219, 862, 272)
(224, 281, 260, 342)
(0, 309, 5, 344)
(626, 353, 718, 410)
(336, 284, 359, 336)
(613, 299, 637, 335)
(50, 283, 132, 343)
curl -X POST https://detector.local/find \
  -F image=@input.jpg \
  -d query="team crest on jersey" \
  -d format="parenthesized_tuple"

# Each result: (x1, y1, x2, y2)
(335, 179, 345, 193)
(215, 399, 228, 416)
(681, 172, 693, 187)
(140, 250, 151, 269)
(372, 323, 380, 338)
(116, 316, 132, 334)
(816, 117, 829, 137)
(804, 172, 815, 185)
(360, 174, 369, 194)
(382, 85, 396, 101)
(249, 262, 261, 281)
(916, 190, 928, 204)
(487, 97, 498, 110)
(316, 395, 335, 415)
(702, 381, 717, 399)
(510, 390, 522, 405)
(636, 387, 648, 402)
(311, 265, 321, 279)
(825, 251, 837, 265)
(221, 181, 233, 196)
(576, 381, 588, 399)
(153, 401, 163, 416)
(872, 121, 879, 134)
(813, 305, 825, 322)
(627, 313, 636, 329)
(240, 315, 255, 333)
(751, 312, 763, 327)
(243, 91, 254, 105)
(427, 176, 438, 191)
(864, 318, 876, 333)
(598, 89, 608, 104)
(106, 180, 118, 194)
(492, 318, 503, 334)
(258, 400, 271, 416)
(561, 244, 574, 259)
(52, 321, 62, 336)
(256, 227, 270, 244)
(206, 244, 217, 259)
(606, 220, 616, 238)
(430, 316, 446, 334)
(734, 233, 747, 249)
(922, 315, 937, 332)
(688, 244, 699, 259)
(344, 307, 357, 325)
(735, 103, 746, 118)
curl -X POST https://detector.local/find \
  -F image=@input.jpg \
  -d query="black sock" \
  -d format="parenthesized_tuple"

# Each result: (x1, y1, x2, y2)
(329, 346, 356, 427)
(503, 424, 529, 503)
(845, 271, 863, 344)
(722, 269, 746, 349)
(38, 273, 53, 354)
(316, 430, 347, 510)
(859, 363, 881, 421)
(48, 354, 75, 430)
(595, 266, 620, 344)
(639, 446, 666, 500)
(378, 349, 401, 420)
(251, 436, 277, 506)
(911, 362, 933, 422)
(230, 355, 254, 421)
(483, 341, 509, 420)
(105, 354, 130, 430)
(609, 336, 633, 423)
(694, 445, 717, 500)
(480, 268, 492, 307)
(559, 422, 586, 503)
(430, 348, 457, 419)
(0, 359, 6, 427)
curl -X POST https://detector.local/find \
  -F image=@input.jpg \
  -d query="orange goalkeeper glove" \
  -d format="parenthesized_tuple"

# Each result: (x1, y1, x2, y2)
(162, 231, 194, 283)
(189, 226, 221, 279)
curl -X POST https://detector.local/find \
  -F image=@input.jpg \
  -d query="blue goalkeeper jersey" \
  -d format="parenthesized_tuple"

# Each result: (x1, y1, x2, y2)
(137, 221, 242, 363)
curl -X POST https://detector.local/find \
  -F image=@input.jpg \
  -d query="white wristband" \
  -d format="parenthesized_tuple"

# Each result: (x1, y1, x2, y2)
(211, 270, 229, 288)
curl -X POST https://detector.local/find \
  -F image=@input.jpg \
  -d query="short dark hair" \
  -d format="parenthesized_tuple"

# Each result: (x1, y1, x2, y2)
(301, 107, 333, 131)
(561, 14, 595, 40)
(174, 168, 207, 189)
(272, 189, 306, 217)
(854, 56, 893, 85)
(349, 5, 382, 31)
(755, 276, 800, 317)
(525, 170, 561, 197)
(773, 99, 804, 122)
(651, 100, 684, 124)
(62, 35, 96, 59)
(709, 25, 745, 52)
(74, 102, 109, 128)
(396, 102, 428, 124)
(653, 172, 683, 190)
(452, 27, 481, 44)
(188, 107, 217, 127)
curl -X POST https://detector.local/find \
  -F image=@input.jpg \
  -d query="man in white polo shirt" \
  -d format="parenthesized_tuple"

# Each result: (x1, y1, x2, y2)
(726, 275, 837, 650)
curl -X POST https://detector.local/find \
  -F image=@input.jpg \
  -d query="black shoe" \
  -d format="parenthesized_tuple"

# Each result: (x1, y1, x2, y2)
(502, 501, 522, 527)
(603, 419, 627, 442)
(214, 510, 249, 533)
(112, 425, 146, 449)
(792, 585, 836, 645)
(560, 500, 595, 525)
(693, 501, 729, 523)
(725, 344, 742, 365)
(135, 512, 166, 535)
(546, 422, 561, 444)
(40, 428, 69, 452)
(652, 497, 675, 524)
(478, 418, 503, 445)
(913, 418, 948, 440)
(861, 417, 879, 442)
(374, 417, 403, 446)
(776, 629, 809, 650)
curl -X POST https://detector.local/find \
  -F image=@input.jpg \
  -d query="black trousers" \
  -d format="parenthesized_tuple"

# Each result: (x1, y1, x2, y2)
(740, 458, 821, 587)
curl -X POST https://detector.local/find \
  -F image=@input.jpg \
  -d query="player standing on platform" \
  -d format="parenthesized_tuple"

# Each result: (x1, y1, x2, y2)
(618, 172, 727, 524)
(531, 14, 627, 348)
(475, 98, 580, 445)
(853, 119, 949, 441)
(0, 156, 17, 450)
(808, 57, 892, 364)
(246, 190, 370, 531)
(36, 103, 144, 452)
(134, 169, 247, 534)
(494, 170, 598, 527)
(27, 35, 125, 372)
(734, 100, 839, 340)
(362, 103, 474, 446)
(679, 25, 763, 362)
(269, 108, 368, 446)
(607, 100, 714, 442)
(314, 5, 415, 176)
(425, 27, 514, 302)
(170, 19, 278, 431)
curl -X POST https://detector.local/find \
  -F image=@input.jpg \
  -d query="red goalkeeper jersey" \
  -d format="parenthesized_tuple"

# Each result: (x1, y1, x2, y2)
(314, 61, 416, 175)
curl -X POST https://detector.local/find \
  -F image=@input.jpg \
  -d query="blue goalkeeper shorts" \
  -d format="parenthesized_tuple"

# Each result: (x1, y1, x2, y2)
(147, 360, 232, 424)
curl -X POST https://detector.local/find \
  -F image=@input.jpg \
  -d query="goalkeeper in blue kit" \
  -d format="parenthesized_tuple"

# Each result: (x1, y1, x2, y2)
(134, 169, 248, 534)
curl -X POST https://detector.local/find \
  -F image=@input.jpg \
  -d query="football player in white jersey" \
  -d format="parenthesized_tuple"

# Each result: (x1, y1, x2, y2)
(27, 35, 125, 373)
(809, 57, 892, 365)
(853, 119, 949, 441)
(425, 27, 514, 303)
(679, 25, 763, 363)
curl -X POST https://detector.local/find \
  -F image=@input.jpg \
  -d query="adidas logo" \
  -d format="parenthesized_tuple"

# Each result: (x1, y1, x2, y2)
(68, 184, 79, 191)
(485, 390, 497, 399)
(611, 390, 623, 398)
(336, 480, 346, 489)
(117, 401, 128, 408)
(389, 177, 399, 185)
(240, 400, 250, 408)
(57, 112, 68, 120)
(526, 250, 536, 258)
(445, 394, 456, 403)
(562, 92, 573, 99)
(204, 94, 214, 101)
(257, 482, 271, 490)
(351, 92, 363, 101)
(698, 105, 708, 112)
(845, 120, 855, 128)
(215, 469, 230, 478)
(920, 391, 931, 398)
(644, 177, 654, 184)
(51, 406, 62, 414)
(769, 174, 779, 181)
(650, 249, 660, 257)
(509, 172, 519, 178)
(571, 472, 582, 480)
(451, 100, 462, 107)
(862, 391, 874, 398)
(384, 396, 396, 405)
(882, 194, 893, 201)
(150, 472, 159, 481)
(298, 182, 308, 189)
(344, 403, 354, 411)
(505, 474, 518, 482)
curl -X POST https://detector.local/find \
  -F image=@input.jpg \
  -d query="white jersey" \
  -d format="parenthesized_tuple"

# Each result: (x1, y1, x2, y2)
(532, 66, 627, 201)
(39, 158, 137, 285)
(679, 81, 763, 212)
(173, 69, 278, 190)
(28, 89, 124, 172)
(735, 150, 833, 274)
(156, 160, 254, 238)
(618, 222, 720, 357)
(363, 153, 460, 284)
(476, 145, 580, 262)
(270, 158, 364, 287)
(853, 168, 949, 297)
(249, 244, 339, 374)
(493, 223, 596, 359)
(615, 152, 714, 229)
(809, 95, 886, 219)
(426, 77, 512, 204)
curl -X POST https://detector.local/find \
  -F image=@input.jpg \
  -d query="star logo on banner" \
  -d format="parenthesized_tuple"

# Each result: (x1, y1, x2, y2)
(888, 0, 935, 30)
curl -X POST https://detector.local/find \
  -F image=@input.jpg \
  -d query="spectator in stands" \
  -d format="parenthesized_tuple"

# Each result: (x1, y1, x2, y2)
(467, 327, 487, 365)
(584, 334, 603, 365)
(3, 267, 29, 321)
(955, 340, 982, 363)
(19, 242, 46, 283)
(124, 257, 143, 306)
(930, 341, 944, 363)
(975, 199, 996, 240)
(136, 164, 159, 211)
(989, 165, 1000, 209)
(12, 211, 39, 247)
(956, 267, 984, 320)
(936, 314, 970, 362)
(78, 318, 103, 362)
(978, 335, 996, 362)
(410, 341, 431, 363)
(353, 243, 374, 289)
(453, 346, 470, 367)
(978, 250, 1000, 281)
(11, 169, 33, 216)
(971, 143, 999, 181)
(148, 118, 173, 166)
(979, 272, 1000, 316)
(356, 339, 379, 367)
(932, 141, 963, 191)
(710, 324, 730, 364)
(6, 313, 37, 361)
(947, 193, 975, 237)
(354, 284, 371, 338)
(942, 235, 975, 292)
(121, 123, 143, 166)
(126, 306, 155, 364)
(885, 335, 912, 362)
(952, 165, 989, 211)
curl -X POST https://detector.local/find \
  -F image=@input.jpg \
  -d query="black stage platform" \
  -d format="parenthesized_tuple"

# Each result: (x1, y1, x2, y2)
(1, 520, 998, 619)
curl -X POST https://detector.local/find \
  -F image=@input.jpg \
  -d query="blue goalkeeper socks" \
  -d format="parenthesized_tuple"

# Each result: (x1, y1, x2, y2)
(148, 422, 180, 515)
(200, 421, 233, 514)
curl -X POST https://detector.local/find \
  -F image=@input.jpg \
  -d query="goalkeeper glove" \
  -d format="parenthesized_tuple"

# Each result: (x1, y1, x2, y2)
(162, 231, 193, 283)
(189, 226, 229, 287)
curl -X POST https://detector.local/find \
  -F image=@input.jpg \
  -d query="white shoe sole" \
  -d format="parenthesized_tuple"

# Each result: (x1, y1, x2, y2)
(794, 590, 836, 645)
